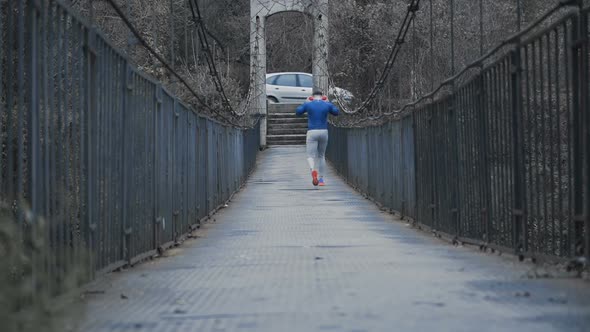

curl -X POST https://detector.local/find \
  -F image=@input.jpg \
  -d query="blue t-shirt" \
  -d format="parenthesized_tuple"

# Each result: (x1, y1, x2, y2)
(295, 100, 339, 130)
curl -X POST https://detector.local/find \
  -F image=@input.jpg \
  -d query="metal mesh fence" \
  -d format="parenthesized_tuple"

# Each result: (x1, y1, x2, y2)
(328, 5, 589, 262)
(0, 0, 260, 296)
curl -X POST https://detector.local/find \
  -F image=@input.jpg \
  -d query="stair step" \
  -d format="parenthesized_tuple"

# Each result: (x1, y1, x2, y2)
(267, 134, 307, 141)
(267, 137, 306, 143)
(267, 140, 306, 146)
(267, 104, 302, 114)
(268, 122, 307, 131)
(268, 118, 308, 125)
(268, 116, 307, 121)
(266, 104, 308, 145)
(268, 113, 305, 119)
(268, 123, 308, 129)
(268, 128, 308, 135)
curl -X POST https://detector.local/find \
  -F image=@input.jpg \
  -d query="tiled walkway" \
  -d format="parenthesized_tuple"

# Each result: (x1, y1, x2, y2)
(80, 147, 590, 332)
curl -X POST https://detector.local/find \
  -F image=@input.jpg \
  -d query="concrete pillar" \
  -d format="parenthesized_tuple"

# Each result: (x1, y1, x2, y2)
(312, 1, 329, 95)
(250, 13, 267, 147)
(250, 0, 329, 147)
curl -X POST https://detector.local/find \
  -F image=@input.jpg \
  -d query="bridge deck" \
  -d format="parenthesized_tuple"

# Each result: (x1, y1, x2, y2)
(80, 147, 590, 332)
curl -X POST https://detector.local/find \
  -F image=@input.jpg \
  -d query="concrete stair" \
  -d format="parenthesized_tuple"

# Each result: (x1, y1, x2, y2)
(267, 104, 307, 146)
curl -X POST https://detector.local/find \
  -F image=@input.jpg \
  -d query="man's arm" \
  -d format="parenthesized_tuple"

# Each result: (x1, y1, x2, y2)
(296, 103, 307, 116)
(329, 103, 340, 116)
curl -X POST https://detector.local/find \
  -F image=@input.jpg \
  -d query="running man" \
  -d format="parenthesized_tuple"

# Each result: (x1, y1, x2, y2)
(296, 90, 339, 186)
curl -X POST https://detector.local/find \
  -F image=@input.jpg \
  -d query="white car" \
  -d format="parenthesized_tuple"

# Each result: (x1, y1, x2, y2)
(266, 72, 353, 104)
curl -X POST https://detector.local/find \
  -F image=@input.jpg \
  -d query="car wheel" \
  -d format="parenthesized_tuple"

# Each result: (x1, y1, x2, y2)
(267, 96, 279, 104)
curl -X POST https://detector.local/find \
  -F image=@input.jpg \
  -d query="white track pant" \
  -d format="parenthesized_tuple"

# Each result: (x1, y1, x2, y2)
(306, 129, 329, 178)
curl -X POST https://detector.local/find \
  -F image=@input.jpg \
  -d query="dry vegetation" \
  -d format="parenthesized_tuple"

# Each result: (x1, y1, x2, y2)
(0, 201, 87, 332)
(63, 0, 556, 119)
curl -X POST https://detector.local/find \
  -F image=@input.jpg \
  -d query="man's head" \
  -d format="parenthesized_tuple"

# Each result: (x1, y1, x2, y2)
(312, 90, 327, 101)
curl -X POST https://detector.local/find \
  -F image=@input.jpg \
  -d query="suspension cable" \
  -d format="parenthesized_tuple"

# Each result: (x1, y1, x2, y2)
(336, 0, 421, 125)
(341, 0, 577, 128)
(103, 0, 240, 126)
(187, 0, 241, 116)
(352, 0, 421, 116)
(327, 0, 423, 118)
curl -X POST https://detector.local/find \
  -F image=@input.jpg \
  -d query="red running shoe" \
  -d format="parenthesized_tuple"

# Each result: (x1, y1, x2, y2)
(311, 170, 319, 186)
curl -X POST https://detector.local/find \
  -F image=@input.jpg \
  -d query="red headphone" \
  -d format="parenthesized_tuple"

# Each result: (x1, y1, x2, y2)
(308, 96, 328, 101)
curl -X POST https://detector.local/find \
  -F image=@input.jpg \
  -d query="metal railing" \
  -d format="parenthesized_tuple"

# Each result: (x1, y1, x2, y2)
(328, 3, 589, 264)
(0, 0, 259, 294)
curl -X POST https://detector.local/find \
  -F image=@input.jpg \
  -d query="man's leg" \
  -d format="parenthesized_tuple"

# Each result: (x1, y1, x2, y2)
(306, 130, 320, 186)
(317, 130, 329, 182)
(306, 131, 318, 171)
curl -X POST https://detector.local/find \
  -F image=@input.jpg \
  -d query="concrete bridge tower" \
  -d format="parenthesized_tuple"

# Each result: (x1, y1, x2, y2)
(250, 0, 329, 147)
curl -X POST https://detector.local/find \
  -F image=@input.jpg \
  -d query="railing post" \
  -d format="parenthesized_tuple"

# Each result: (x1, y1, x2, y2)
(571, 7, 589, 264)
(206, 121, 212, 214)
(172, 98, 179, 241)
(154, 85, 162, 251)
(83, 24, 98, 275)
(26, 0, 41, 295)
(27, 0, 40, 221)
(576, 4, 590, 269)
(412, 111, 419, 221)
(477, 68, 492, 245)
(428, 106, 437, 229)
(378, 125, 384, 204)
(121, 62, 133, 265)
(397, 120, 402, 216)
(582, 9, 590, 269)
(449, 88, 460, 239)
(510, 45, 527, 257)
